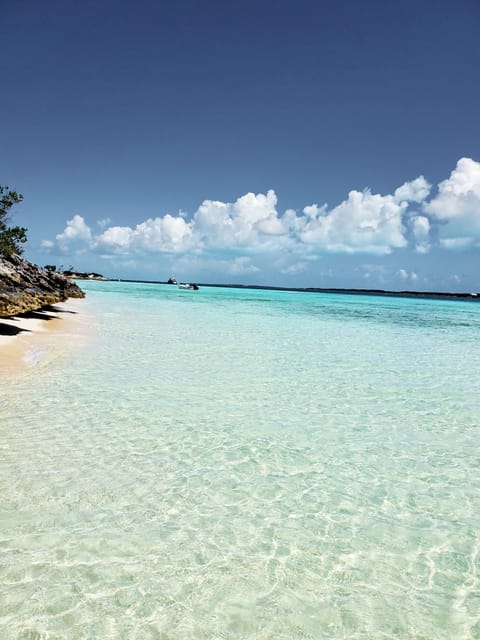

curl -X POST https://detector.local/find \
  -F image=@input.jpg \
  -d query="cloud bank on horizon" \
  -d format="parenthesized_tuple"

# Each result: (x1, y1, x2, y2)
(42, 158, 480, 279)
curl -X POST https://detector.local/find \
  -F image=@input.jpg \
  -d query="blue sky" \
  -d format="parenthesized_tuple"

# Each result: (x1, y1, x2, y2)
(2, 0, 479, 291)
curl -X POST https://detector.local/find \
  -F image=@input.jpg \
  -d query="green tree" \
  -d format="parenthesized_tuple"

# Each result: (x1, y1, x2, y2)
(0, 185, 28, 256)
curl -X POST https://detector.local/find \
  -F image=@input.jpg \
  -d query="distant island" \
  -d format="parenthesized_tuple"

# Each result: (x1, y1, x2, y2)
(62, 269, 107, 281)
(122, 278, 480, 301)
(42, 265, 106, 281)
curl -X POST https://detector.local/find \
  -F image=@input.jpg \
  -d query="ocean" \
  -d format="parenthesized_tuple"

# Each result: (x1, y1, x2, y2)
(1, 281, 480, 639)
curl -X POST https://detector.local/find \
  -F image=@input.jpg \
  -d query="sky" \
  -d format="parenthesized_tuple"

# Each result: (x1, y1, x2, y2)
(2, 0, 480, 291)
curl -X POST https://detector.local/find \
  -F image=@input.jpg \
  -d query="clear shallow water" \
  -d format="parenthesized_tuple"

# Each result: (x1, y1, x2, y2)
(1, 282, 480, 639)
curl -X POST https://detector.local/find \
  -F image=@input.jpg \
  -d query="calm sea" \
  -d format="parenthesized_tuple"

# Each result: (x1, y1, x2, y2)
(2, 281, 480, 639)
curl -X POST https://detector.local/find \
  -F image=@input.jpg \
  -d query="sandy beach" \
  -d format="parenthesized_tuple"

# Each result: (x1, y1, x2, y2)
(0, 297, 93, 375)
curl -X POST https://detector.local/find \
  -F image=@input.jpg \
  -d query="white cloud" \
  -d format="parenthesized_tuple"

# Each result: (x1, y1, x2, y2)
(192, 189, 287, 251)
(42, 214, 92, 254)
(360, 264, 389, 283)
(281, 262, 308, 275)
(41, 158, 480, 271)
(393, 176, 431, 204)
(135, 215, 193, 253)
(43, 212, 194, 256)
(359, 264, 419, 286)
(227, 257, 260, 275)
(303, 203, 328, 218)
(58, 214, 92, 242)
(397, 268, 418, 281)
(39, 190, 415, 260)
(97, 225, 133, 250)
(424, 157, 480, 248)
(410, 215, 431, 253)
(439, 237, 473, 250)
(95, 215, 193, 254)
(299, 189, 408, 254)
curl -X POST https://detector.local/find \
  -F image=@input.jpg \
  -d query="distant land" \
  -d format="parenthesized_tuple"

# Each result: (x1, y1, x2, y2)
(64, 270, 108, 281)
(99, 278, 479, 302)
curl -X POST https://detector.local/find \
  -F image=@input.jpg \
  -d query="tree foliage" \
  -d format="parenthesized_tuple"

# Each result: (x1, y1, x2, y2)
(0, 185, 28, 256)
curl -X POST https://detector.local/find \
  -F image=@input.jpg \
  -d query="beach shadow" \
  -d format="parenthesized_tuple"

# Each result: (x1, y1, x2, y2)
(0, 322, 31, 336)
(16, 310, 58, 322)
(42, 305, 77, 315)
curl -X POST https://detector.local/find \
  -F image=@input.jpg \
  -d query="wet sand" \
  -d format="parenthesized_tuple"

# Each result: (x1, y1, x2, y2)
(0, 298, 94, 375)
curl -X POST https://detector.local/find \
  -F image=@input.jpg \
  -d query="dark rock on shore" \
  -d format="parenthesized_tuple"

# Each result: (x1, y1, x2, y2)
(0, 254, 85, 317)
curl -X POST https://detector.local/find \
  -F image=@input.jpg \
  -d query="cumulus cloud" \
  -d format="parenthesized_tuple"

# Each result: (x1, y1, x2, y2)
(97, 225, 132, 251)
(41, 158, 480, 271)
(303, 203, 328, 218)
(280, 262, 308, 275)
(393, 176, 431, 204)
(424, 157, 480, 248)
(95, 215, 194, 254)
(59, 214, 92, 242)
(360, 264, 419, 285)
(410, 215, 431, 253)
(42, 214, 92, 255)
(397, 268, 418, 281)
(97, 217, 112, 229)
(192, 189, 286, 250)
(227, 257, 260, 275)
(298, 189, 408, 254)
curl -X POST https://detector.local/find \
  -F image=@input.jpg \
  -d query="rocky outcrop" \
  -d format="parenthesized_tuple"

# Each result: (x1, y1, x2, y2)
(0, 254, 85, 317)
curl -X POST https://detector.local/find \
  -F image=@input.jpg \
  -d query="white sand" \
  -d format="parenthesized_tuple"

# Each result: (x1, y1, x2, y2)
(0, 298, 95, 374)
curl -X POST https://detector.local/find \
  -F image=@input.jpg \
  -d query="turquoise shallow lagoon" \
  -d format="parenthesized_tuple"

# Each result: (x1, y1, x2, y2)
(1, 281, 480, 639)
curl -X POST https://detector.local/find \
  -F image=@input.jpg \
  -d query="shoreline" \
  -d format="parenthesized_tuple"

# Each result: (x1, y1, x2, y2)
(0, 297, 94, 374)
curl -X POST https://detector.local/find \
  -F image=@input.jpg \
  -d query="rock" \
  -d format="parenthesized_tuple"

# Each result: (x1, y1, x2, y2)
(0, 254, 85, 317)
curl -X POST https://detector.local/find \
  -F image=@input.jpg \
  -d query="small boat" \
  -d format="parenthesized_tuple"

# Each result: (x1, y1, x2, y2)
(178, 283, 199, 290)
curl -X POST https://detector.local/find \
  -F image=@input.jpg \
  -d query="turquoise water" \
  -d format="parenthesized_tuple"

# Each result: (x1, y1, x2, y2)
(1, 281, 480, 639)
